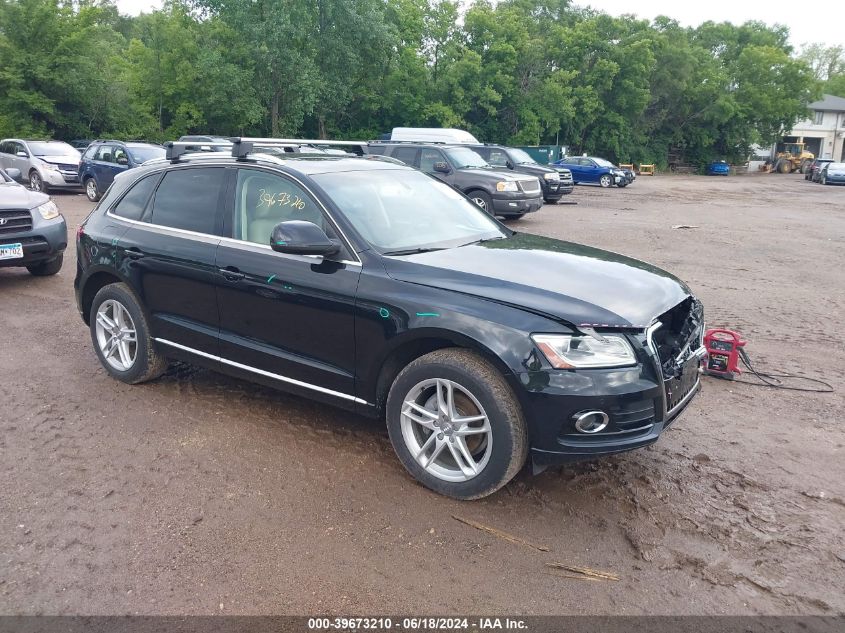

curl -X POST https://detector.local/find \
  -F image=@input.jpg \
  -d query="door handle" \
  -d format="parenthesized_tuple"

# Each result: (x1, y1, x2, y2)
(219, 266, 245, 282)
(125, 247, 145, 259)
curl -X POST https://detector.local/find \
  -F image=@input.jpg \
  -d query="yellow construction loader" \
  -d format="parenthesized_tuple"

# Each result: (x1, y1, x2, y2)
(772, 142, 815, 174)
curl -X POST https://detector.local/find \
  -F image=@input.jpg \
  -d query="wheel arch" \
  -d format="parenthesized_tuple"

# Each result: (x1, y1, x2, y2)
(371, 327, 516, 418)
(79, 268, 126, 325)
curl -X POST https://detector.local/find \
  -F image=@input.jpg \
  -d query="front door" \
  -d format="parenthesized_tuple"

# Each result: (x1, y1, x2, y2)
(214, 167, 361, 403)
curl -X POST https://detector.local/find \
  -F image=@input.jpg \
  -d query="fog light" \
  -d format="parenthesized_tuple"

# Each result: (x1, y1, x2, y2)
(573, 410, 609, 434)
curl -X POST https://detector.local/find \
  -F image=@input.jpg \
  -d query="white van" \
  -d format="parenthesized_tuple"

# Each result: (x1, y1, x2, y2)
(389, 127, 480, 144)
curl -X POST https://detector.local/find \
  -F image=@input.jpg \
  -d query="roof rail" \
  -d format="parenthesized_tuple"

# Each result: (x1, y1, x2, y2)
(368, 139, 446, 145)
(165, 137, 368, 162)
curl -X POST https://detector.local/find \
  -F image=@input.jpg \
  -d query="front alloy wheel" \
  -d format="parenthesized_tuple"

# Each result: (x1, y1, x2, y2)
(386, 348, 527, 499)
(85, 178, 100, 202)
(400, 378, 493, 482)
(599, 174, 612, 188)
(30, 171, 45, 193)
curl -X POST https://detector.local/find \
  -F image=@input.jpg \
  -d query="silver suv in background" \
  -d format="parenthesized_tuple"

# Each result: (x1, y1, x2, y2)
(0, 139, 82, 193)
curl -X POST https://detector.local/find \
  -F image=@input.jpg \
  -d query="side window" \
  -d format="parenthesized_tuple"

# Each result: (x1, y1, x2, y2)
(366, 146, 387, 156)
(83, 145, 98, 160)
(233, 169, 330, 245)
(14, 142, 26, 156)
(391, 146, 419, 166)
(149, 168, 224, 234)
(111, 174, 160, 222)
(96, 145, 116, 163)
(113, 146, 128, 164)
(487, 149, 509, 167)
(419, 148, 444, 172)
(0, 142, 9, 154)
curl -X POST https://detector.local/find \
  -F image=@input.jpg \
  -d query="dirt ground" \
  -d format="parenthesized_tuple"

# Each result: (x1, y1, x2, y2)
(1, 172, 843, 616)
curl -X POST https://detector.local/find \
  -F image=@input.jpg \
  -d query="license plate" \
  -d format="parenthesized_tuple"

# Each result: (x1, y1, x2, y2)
(0, 243, 24, 260)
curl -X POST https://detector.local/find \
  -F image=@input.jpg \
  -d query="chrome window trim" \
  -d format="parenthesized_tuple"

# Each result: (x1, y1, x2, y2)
(153, 338, 368, 405)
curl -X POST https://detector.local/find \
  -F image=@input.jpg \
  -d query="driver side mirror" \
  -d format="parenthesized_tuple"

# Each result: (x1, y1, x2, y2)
(270, 221, 340, 256)
(433, 161, 451, 174)
(116, 155, 129, 165)
(505, 160, 515, 170)
(16, 151, 28, 158)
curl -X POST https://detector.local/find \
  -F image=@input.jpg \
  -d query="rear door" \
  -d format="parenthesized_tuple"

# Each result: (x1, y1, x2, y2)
(117, 166, 227, 356)
(214, 167, 361, 403)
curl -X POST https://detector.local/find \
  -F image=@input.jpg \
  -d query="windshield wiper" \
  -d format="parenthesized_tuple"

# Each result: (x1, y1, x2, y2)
(382, 247, 447, 256)
(457, 236, 506, 248)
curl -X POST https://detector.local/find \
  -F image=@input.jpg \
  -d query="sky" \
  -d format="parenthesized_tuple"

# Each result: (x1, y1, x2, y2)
(115, 0, 844, 49)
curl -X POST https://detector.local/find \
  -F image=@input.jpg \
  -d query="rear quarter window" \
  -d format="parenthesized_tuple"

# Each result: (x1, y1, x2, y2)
(111, 174, 160, 221)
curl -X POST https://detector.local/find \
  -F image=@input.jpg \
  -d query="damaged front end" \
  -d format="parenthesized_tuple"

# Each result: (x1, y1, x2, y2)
(646, 297, 706, 420)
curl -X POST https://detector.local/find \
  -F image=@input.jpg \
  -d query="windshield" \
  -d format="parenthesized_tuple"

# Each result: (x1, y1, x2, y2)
(27, 141, 77, 157)
(127, 145, 165, 163)
(313, 170, 506, 252)
(509, 148, 536, 165)
(594, 158, 616, 168)
(829, 163, 845, 169)
(444, 147, 489, 169)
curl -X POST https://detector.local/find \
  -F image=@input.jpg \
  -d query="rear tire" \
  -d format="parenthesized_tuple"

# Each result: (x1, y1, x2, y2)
(85, 177, 100, 202)
(26, 253, 63, 276)
(89, 282, 167, 384)
(386, 348, 528, 500)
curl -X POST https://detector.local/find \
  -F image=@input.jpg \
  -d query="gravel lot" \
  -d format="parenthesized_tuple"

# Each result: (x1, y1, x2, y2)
(1, 172, 843, 616)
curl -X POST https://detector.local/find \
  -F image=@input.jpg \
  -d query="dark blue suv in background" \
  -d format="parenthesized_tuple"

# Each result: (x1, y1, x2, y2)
(78, 140, 165, 201)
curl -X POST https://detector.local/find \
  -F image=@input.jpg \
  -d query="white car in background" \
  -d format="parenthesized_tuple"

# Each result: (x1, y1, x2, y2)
(0, 139, 82, 193)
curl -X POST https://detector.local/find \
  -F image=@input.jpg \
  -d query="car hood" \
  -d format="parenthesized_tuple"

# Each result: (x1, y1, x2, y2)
(0, 183, 49, 209)
(461, 167, 537, 184)
(37, 154, 79, 165)
(382, 233, 692, 328)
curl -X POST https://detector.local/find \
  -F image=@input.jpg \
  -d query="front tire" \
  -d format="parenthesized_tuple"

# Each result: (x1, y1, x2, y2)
(469, 190, 494, 216)
(386, 349, 527, 500)
(85, 177, 100, 202)
(27, 253, 63, 276)
(599, 174, 612, 188)
(29, 170, 47, 193)
(89, 283, 167, 384)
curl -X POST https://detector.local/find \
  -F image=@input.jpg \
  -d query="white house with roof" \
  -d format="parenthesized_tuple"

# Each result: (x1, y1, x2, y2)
(776, 94, 845, 161)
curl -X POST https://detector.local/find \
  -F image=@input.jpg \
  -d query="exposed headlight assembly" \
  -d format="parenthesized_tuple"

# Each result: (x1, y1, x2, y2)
(496, 181, 519, 192)
(41, 161, 60, 172)
(531, 333, 636, 369)
(36, 200, 60, 220)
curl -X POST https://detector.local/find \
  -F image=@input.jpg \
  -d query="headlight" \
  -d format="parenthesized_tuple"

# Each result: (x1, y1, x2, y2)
(543, 172, 559, 181)
(531, 334, 636, 369)
(496, 181, 518, 192)
(42, 162, 60, 172)
(36, 200, 60, 220)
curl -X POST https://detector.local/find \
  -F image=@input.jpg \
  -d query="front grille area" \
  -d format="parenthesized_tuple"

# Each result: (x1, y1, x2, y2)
(520, 180, 541, 195)
(0, 209, 33, 236)
(650, 297, 704, 413)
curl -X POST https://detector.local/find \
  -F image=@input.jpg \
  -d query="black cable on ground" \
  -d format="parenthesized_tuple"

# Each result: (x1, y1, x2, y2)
(726, 348, 834, 393)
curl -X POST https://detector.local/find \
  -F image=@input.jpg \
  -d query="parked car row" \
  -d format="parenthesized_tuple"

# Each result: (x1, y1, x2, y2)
(0, 138, 166, 200)
(805, 158, 845, 185)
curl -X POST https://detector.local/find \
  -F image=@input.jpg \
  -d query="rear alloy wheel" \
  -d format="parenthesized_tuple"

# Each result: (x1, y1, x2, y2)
(27, 253, 63, 276)
(470, 191, 494, 215)
(90, 283, 167, 384)
(29, 171, 47, 193)
(599, 174, 612, 188)
(386, 349, 527, 499)
(85, 178, 100, 202)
